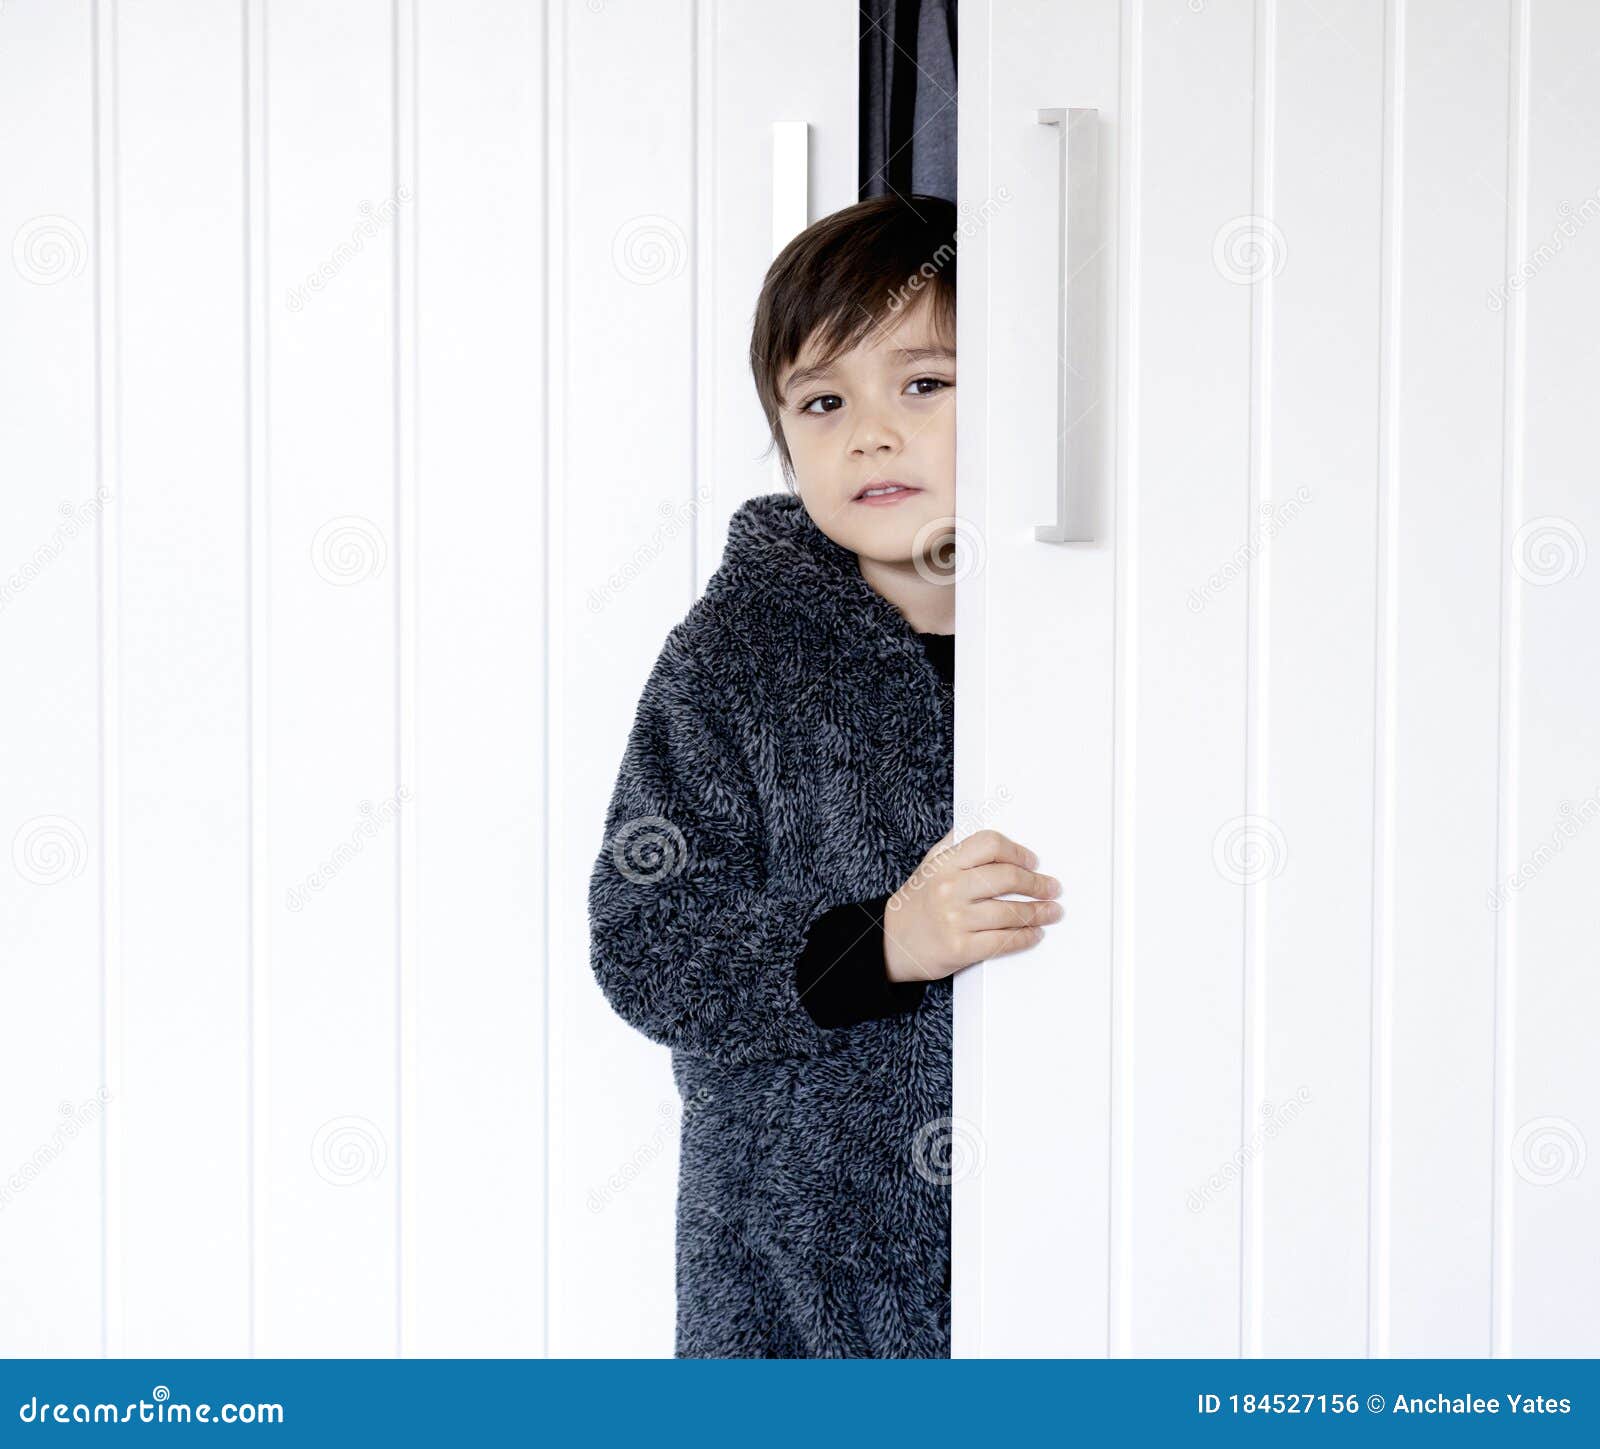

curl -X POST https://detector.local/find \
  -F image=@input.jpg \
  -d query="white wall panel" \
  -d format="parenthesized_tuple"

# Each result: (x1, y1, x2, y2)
(1386, 0, 1511, 1357)
(1120, 0, 1257, 1358)
(262, 0, 400, 1357)
(0, 0, 856, 1360)
(1503, 0, 1600, 1359)
(1255, 0, 1384, 1356)
(0, 0, 104, 1357)
(116, 0, 253, 1357)
(412, 0, 548, 1359)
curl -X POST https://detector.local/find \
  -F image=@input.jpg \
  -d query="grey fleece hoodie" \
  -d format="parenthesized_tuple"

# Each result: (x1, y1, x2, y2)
(587, 489, 954, 1358)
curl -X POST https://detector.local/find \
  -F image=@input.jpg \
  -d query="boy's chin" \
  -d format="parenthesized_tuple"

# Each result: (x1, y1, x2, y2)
(802, 488, 955, 563)
(847, 514, 957, 569)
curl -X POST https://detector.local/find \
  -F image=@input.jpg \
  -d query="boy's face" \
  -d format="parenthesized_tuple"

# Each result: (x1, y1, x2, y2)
(776, 295, 955, 567)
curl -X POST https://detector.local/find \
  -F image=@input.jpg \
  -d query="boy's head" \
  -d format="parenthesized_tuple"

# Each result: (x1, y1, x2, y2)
(749, 194, 957, 570)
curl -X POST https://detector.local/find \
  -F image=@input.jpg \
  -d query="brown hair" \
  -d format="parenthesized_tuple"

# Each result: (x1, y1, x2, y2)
(749, 193, 957, 488)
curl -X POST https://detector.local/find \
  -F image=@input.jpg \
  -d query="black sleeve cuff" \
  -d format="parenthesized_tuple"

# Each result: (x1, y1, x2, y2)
(794, 894, 928, 1029)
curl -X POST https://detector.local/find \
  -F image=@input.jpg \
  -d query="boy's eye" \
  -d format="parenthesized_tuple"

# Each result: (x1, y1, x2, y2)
(797, 376, 952, 413)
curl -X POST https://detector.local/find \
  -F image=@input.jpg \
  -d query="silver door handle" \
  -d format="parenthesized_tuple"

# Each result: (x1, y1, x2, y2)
(772, 121, 809, 257)
(1035, 108, 1100, 543)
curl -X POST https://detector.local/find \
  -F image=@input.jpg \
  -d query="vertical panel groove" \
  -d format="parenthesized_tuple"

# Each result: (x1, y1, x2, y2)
(951, 0, 995, 1356)
(1368, 0, 1405, 1364)
(693, 0, 712, 584)
(393, 0, 420, 1359)
(1109, 0, 1142, 1359)
(1239, 0, 1277, 1359)
(91, 0, 124, 1361)
(542, 0, 565, 1359)
(1490, 0, 1531, 1362)
(243, 0, 272, 1359)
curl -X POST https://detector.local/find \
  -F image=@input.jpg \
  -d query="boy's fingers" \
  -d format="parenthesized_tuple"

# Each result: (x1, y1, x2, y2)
(967, 924, 1046, 962)
(953, 828, 1039, 872)
(968, 897, 1062, 932)
(962, 861, 1061, 903)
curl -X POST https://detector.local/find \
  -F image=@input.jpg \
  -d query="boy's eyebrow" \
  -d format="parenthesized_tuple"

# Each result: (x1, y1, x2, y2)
(891, 345, 957, 366)
(783, 345, 956, 393)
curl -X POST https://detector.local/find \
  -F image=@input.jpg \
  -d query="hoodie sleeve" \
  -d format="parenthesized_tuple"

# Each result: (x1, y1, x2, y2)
(587, 627, 836, 1065)
(793, 893, 927, 1028)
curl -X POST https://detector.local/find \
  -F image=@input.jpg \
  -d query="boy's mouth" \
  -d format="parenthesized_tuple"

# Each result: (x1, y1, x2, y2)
(851, 482, 923, 506)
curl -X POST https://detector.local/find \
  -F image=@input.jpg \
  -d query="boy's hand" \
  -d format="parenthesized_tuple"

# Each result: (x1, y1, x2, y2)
(882, 828, 1062, 984)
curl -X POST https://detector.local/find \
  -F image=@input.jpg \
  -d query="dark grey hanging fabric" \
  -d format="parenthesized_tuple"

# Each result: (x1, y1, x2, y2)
(859, 0, 958, 204)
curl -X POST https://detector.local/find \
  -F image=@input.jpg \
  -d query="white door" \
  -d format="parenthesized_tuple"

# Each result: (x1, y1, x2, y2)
(954, 0, 1599, 1357)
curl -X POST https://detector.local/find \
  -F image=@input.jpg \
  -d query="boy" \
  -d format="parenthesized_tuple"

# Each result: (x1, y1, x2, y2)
(587, 194, 1061, 1357)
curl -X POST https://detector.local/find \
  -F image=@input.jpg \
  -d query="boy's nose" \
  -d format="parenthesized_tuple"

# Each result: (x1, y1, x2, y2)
(848, 417, 902, 456)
